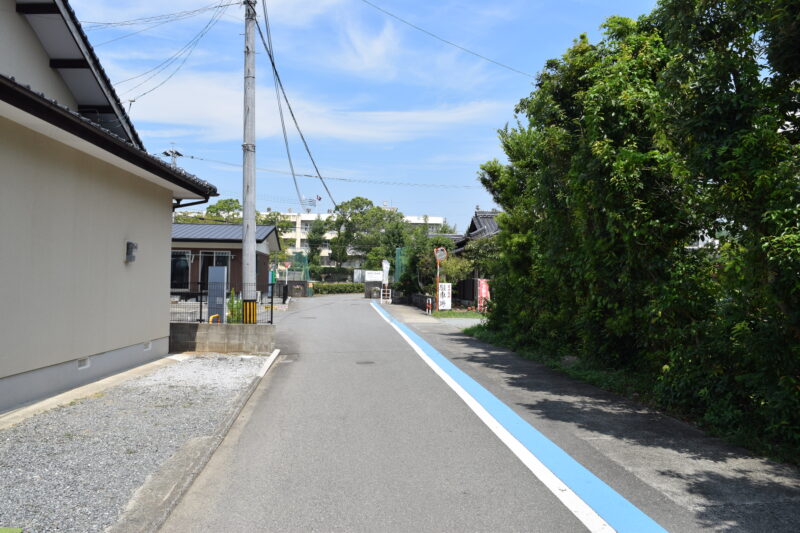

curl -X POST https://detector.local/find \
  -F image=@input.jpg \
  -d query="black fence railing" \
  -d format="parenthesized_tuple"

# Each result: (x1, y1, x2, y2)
(170, 282, 275, 324)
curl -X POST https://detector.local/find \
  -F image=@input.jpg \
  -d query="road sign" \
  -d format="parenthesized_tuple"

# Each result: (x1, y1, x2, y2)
(283, 261, 292, 269)
(434, 247, 448, 262)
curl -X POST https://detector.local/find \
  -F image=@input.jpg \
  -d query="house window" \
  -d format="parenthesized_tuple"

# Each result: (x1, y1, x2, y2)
(171, 250, 191, 290)
(200, 251, 231, 288)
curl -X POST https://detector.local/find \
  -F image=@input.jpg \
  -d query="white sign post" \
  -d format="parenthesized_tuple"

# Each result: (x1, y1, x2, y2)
(438, 283, 452, 310)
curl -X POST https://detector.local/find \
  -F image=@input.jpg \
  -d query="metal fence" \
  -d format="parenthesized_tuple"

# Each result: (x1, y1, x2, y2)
(170, 282, 275, 324)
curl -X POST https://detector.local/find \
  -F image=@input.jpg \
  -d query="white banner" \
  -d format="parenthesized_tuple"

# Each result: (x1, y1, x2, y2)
(438, 283, 452, 310)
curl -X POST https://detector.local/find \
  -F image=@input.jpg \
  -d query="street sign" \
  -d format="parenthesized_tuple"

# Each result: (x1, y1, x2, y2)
(283, 261, 292, 269)
(438, 283, 452, 310)
(434, 247, 448, 262)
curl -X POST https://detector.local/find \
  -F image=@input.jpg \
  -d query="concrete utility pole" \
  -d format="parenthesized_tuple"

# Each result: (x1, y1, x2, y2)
(242, 0, 257, 313)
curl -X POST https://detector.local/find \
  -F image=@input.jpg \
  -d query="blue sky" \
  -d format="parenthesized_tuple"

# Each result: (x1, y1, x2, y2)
(72, 0, 656, 232)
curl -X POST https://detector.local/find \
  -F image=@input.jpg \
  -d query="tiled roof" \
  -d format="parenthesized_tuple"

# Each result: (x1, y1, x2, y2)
(0, 74, 217, 199)
(468, 210, 500, 238)
(172, 224, 277, 242)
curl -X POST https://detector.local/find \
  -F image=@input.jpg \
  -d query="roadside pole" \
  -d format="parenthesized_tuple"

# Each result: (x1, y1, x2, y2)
(242, 0, 257, 321)
(434, 247, 447, 312)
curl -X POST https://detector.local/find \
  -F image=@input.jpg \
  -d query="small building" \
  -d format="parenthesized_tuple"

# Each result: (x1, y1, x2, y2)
(0, 0, 217, 412)
(171, 223, 281, 295)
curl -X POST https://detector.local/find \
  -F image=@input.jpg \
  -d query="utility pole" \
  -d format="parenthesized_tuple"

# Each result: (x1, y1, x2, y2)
(162, 142, 182, 166)
(242, 0, 257, 321)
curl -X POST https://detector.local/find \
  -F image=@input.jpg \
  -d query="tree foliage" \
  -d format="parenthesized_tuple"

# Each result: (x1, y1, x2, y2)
(306, 218, 328, 266)
(330, 197, 408, 269)
(482, 4, 800, 459)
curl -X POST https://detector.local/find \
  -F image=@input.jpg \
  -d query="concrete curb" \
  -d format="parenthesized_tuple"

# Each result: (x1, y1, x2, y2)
(107, 349, 282, 533)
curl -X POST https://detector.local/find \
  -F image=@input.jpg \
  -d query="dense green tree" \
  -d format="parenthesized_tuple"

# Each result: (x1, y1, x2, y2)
(205, 198, 242, 223)
(306, 218, 327, 266)
(330, 197, 408, 268)
(479, 2, 800, 459)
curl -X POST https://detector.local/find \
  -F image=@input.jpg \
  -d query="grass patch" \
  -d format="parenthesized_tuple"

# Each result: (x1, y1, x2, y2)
(433, 310, 485, 319)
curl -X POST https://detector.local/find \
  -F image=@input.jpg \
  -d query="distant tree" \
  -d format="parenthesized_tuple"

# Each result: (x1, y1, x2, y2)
(462, 236, 500, 278)
(205, 198, 242, 223)
(257, 210, 293, 264)
(328, 234, 349, 267)
(438, 221, 457, 234)
(306, 218, 327, 265)
(331, 197, 409, 268)
(440, 256, 473, 286)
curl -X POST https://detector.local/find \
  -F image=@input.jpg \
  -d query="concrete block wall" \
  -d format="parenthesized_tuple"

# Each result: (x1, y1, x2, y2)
(169, 323, 275, 354)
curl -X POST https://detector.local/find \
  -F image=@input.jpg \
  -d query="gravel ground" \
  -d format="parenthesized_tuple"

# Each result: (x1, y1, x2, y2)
(0, 355, 263, 533)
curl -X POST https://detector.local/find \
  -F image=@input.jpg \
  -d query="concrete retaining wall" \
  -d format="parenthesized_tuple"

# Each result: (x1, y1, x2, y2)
(169, 323, 275, 354)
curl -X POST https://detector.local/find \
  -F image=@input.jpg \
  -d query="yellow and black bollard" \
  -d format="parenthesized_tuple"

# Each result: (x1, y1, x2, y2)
(243, 300, 257, 324)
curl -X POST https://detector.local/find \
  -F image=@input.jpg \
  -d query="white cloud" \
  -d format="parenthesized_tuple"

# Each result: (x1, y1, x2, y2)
(336, 20, 401, 78)
(127, 70, 507, 143)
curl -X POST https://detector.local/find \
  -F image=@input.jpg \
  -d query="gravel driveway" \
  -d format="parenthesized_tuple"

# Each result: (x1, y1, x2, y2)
(0, 355, 264, 533)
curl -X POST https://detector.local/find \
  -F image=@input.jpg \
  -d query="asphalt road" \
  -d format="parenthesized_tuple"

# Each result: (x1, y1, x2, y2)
(161, 294, 800, 532)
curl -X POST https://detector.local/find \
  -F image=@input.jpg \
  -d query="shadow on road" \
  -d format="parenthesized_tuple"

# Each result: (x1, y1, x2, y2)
(437, 330, 800, 532)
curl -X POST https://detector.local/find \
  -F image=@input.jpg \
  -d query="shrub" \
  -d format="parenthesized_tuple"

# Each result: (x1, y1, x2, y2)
(313, 282, 364, 294)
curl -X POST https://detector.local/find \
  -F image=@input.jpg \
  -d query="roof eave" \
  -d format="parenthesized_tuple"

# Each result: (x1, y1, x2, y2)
(0, 75, 217, 200)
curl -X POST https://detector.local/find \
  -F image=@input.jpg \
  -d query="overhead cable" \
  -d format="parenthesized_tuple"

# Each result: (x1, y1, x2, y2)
(82, 2, 238, 30)
(256, 0, 338, 207)
(357, 0, 534, 79)
(118, 2, 231, 103)
(256, 0, 305, 208)
(184, 154, 482, 189)
(114, 1, 229, 88)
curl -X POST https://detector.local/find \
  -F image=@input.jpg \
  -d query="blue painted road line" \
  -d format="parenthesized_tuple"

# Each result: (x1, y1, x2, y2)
(372, 302, 666, 533)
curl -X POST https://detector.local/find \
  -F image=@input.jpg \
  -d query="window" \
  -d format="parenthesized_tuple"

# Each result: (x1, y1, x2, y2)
(200, 251, 231, 288)
(171, 250, 191, 290)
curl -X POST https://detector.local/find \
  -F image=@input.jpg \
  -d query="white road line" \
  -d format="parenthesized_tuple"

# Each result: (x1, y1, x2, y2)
(371, 303, 613, 533)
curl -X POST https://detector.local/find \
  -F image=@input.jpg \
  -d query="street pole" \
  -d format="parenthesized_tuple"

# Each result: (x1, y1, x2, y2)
(240, 0, 258, 321)
(435, 253, 440, 313)
(242, 0, 257, 314)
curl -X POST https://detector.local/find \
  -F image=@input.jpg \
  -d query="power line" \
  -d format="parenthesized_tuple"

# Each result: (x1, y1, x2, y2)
(259, 0, 304, 208)
(117, 2, 231, 103)
(114, 1, 228, 88)
(255, 2, 338, 207)
(358, 0, 534, 79)
(93, 18, 180, 47)
(82, 2, 238, 30)
(183, 154, 482, 189)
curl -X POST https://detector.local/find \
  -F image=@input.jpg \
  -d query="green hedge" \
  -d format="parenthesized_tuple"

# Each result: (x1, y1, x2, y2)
(313, 282, 364, 294)
(479, 5, 800, 462)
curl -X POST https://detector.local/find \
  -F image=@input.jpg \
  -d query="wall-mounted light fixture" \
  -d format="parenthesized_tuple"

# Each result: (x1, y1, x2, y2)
(126, 241, 138, 263)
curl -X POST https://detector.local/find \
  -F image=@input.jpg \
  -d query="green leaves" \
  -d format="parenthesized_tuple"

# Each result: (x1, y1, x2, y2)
(482, 1, 800, 460)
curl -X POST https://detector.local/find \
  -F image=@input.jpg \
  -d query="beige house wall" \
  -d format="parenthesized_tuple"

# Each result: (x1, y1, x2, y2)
(0, 0, 78, 109)
(0, 115, 172, 380)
